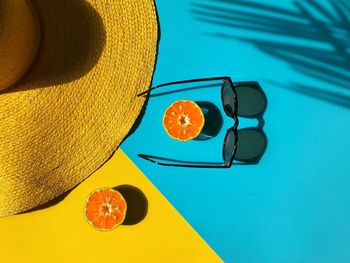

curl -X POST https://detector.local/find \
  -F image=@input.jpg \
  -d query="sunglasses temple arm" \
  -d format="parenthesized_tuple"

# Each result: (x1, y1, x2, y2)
(137, 76, 232, 97)
(137, 154, 227, 168)
(137, 85, 161, 97)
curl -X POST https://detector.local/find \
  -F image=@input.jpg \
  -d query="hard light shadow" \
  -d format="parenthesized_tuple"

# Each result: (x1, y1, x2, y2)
(114, 185, 148, 225)
(235, 126, 268, 164)
(235, 81, 268, 118)
(2, 0, 106, 93)
(269, 80, 350, 109)
(196, 101, 224, 140)
(192, 0, 350, 107)
(18, 185, 77, 214)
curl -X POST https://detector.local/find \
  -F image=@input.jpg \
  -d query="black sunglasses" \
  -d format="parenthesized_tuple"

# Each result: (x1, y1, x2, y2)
(137, 76, 267, 168)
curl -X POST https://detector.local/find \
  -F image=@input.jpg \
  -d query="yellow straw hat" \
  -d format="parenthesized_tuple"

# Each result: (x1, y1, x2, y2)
(0, 0, 158, 217)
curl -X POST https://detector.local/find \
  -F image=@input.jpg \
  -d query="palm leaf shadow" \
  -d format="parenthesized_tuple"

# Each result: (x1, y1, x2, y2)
(192, 0, 350, 108)
(269, 80, 350, 109)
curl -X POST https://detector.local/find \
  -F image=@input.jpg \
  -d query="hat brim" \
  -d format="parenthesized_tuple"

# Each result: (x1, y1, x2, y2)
(0, 0, 158, 216)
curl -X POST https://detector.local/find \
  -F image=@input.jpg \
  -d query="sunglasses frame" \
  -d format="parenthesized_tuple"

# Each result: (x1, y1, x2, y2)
(137, 76, 241, 168)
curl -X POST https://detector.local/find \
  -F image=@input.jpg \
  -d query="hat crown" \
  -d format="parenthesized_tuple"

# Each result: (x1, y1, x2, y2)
(0, 0, 40, 91)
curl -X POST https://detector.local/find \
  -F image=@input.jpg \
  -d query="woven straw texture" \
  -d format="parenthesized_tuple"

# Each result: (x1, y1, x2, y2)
(0, 0, 158, 217)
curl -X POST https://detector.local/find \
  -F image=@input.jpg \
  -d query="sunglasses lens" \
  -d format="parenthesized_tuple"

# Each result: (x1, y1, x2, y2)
(235, 128, 267, 163)
(235, 82, 267, 117)
(223, 129, 236, 163)
(222, 82, 236, 118)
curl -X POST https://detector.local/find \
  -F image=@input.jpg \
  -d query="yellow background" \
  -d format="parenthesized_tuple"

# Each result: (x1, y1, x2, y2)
(0, 150, 222, 262)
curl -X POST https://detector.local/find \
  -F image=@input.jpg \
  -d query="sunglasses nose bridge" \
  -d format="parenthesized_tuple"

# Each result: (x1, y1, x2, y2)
(233, 113, 239, 130)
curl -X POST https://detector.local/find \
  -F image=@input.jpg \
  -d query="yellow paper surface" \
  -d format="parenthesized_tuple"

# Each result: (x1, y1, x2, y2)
(0, 150, 222, 263)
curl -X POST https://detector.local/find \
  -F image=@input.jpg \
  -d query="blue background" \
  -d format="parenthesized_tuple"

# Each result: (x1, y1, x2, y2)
(122, 0, 350, 262)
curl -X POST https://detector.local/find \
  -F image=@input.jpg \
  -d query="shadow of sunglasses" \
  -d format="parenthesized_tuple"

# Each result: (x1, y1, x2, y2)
(235, 81, 267, 118)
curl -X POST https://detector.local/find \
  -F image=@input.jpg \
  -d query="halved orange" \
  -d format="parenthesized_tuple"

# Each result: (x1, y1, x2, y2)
(163, 100, 205, 141)
(84, 188, 127, 231)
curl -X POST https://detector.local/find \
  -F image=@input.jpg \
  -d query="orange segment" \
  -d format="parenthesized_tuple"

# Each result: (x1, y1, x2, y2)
(163, 100, 205, 141)
(84, 188, 127, 231)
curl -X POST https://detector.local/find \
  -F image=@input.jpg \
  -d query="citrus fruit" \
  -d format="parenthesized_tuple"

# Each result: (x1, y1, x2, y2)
(84, 188, 127, 231)
(163, 100, 205, 141)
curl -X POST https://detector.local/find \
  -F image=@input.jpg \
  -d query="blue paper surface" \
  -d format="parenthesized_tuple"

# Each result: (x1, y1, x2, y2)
(122, 0, 350, 262)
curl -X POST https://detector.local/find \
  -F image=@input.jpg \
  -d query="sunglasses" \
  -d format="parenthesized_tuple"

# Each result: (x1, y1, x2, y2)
(137, 77, 267, 168)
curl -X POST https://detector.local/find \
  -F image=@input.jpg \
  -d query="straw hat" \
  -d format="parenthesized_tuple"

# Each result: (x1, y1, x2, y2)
(0, 0, 158, 217)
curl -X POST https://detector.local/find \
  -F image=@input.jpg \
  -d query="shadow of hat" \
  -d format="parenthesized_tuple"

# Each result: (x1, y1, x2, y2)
(1, 0, 106, 93)
(21, 0, 106, 90)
